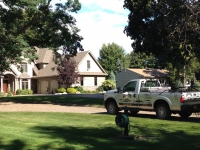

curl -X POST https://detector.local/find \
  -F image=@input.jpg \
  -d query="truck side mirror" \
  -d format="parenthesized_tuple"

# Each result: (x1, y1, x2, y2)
(117, 87, 122, 93)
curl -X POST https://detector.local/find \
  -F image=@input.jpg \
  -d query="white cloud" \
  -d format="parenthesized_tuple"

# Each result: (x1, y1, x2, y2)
(52, 0, 133, 58)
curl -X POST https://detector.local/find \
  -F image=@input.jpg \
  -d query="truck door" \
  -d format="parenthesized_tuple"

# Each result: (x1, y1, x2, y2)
(118, 81, 138, 108)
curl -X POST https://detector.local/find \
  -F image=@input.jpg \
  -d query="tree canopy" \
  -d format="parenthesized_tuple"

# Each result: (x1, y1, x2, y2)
(129, 51, 158, 69)
(123, 0, 200, 70)
(98, 42, 130, 73)
(0, 0, 83, 72)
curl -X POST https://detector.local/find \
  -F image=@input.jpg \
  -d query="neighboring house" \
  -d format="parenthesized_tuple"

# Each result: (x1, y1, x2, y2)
(116, 68, 169, 87)
(0, 47, 107, 94)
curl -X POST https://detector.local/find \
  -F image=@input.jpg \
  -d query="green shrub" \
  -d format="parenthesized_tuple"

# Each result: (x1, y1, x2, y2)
(56, 87, 66, 93)
(16, 89, 33, 95)
(16, 89, 23, 95)
(27, 89, 33, 95)
(74, 86, 84, 93)
(101, 80, 116, 91)
(0, 92, 4, 97)
(7, 91, 13, 97)
(96, 86, 104, 92)
(66, 88, 77, 94)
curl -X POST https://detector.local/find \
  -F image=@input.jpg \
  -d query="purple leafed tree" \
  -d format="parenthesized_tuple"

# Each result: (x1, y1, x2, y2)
(57, 58, 79, 88)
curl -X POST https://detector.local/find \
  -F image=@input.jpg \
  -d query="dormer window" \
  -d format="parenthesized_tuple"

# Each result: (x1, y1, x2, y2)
(87, 60, 90, 71)
(21, 63, 27, 73)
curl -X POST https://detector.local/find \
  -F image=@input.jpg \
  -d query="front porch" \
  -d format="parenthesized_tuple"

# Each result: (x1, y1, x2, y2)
(0, 73, 32, 93)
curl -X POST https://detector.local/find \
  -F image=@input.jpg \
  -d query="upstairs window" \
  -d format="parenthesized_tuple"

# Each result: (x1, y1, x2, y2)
(21, 63, 27, 73)
(87, 60, 90, 70)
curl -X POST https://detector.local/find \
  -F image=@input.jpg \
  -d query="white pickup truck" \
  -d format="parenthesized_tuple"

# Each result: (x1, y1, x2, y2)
(103, 79, 200, 119)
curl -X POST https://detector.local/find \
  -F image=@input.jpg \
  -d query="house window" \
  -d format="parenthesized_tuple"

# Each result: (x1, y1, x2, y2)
(22, 79, 28, 89)
(21, 63, 27, 73)
(94, 77, 97, 86)
(81, 77, 84, 86)
(87, 60, 90, 70)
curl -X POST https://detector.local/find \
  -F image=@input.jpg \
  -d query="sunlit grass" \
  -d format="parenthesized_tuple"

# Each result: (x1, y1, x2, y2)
(0, 112, 200, 150)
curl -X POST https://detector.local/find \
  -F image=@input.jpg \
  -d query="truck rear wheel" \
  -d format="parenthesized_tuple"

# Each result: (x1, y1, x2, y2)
(156, 104, 171, 120)
(179, 111, 192, 118)
(106, 101, 118, 115)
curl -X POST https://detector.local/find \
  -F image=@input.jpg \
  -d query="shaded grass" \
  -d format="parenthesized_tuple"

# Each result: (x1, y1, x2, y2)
(0, 95, 200, 149)
(0, 95, 103, 107)
(0, 112, 200, 150)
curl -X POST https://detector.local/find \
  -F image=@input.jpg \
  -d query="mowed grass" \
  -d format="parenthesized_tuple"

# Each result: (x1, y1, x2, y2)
(0, 95, 103, 107)
(0, 95, 200, 150)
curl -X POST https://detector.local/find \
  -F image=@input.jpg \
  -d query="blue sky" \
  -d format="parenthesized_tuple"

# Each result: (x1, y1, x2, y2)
(0, 0, 133, 58)
(54, 0, 133, 58)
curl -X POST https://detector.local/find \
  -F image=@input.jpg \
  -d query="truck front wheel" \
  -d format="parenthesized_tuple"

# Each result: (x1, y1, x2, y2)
(106, 101, 118, 115)
(156, 104, 171, 120)
(179, 111, 192, 118)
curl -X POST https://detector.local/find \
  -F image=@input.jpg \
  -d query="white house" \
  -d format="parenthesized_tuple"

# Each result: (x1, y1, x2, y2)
(0, 47, 107, 94)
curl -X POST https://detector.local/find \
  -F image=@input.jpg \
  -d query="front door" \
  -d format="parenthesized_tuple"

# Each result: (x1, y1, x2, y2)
(3, 80, 8, 93)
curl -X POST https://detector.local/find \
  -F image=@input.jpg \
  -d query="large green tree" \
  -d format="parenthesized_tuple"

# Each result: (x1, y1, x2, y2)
(98, 42, 130, 73)
(0, 0, 83, 72)
(129, 51, 158, 69)
(123, 0, 200, 83)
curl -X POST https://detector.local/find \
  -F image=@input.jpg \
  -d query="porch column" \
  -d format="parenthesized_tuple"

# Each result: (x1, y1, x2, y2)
(15, 78, 18, 92)
(0, 76, 3, 92)
(19, 79, 22, 89)
(28, 79, 31, 89)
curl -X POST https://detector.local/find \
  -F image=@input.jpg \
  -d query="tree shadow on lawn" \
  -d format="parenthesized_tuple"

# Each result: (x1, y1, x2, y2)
(0, 123, 200, 149)
(26, 125, 200, 150)
(128, 112, 200, 123)
(0, 138, 25, 150)
(0, 95, 103, 107)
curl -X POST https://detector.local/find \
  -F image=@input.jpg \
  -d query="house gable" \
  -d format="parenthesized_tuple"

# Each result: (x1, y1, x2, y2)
(77, 51, 105, 73)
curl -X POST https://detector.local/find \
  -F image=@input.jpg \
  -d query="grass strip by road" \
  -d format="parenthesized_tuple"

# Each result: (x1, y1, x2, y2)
(0, 112, 200, 150)
(0, 95, 103, 107)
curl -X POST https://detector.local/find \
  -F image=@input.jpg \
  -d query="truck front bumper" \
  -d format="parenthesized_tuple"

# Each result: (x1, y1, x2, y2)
(181, 104, 200, 112)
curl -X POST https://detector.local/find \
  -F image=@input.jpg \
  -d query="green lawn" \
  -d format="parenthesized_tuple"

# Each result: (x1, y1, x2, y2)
(0, 95, 200, 150)
(0, 95, 103, 107)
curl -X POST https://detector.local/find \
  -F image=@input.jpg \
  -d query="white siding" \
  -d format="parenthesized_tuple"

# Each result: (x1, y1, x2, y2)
(83, 77, 94, 86)
(97, 77, 105, 86)
(78, 54, 102, 72)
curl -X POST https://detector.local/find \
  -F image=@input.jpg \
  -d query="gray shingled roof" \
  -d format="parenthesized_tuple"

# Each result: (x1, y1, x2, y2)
(33, 47, 107, 78)
(34, 47, 53, 64)
(127, 68, 169, 77)
(73, 51, 89, 65)
(20, 73, 31, 78)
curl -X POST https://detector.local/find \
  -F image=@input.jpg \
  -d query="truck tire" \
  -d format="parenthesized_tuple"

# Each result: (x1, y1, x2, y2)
(156, 104, 171, 120)
(106, 101, 118, 115)
(179, 111, 192, 118)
